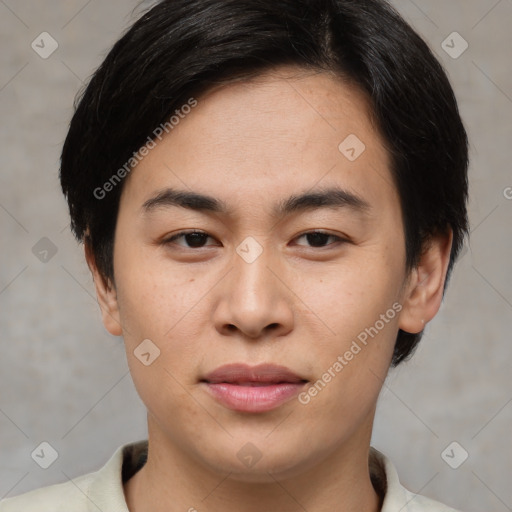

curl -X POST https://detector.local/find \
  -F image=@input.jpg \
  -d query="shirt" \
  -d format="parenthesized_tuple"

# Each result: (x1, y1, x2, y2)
(0, 441, 460, 511)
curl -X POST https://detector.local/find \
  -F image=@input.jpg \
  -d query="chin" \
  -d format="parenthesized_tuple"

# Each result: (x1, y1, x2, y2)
(201, 444, 320, 483)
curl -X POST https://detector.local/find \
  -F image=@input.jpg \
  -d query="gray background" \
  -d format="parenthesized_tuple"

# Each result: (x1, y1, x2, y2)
(1, 1, 511, 510)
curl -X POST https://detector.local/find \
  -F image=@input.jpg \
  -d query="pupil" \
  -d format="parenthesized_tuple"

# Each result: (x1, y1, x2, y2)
(307, 233, 329, 247)
(186, 233, 207, 247)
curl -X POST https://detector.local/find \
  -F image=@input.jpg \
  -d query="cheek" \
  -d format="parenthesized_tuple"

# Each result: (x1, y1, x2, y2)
(113, 252, 219, 386)
(127, 355, 209, 446)
(294, 276, 397, 440)
(114, 256, 209, 342)
(296, 253, 401, 336)
(116, 270, 210, 417)
(292, 253, 401, 408)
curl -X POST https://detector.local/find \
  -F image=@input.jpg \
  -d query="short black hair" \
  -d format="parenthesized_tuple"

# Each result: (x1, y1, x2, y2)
(60, 0, 469, 366)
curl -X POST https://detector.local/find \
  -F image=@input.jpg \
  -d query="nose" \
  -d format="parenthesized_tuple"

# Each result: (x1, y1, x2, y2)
(213, 245, 294, 340)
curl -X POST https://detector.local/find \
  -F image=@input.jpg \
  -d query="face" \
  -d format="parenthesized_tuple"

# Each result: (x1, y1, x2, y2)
(92, 67, 438, 482)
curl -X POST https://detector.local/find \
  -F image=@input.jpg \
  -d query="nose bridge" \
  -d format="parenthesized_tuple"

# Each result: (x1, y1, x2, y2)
(232, 238, 280, 310)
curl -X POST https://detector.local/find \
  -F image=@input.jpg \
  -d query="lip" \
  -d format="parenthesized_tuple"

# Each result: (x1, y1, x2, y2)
(200, 363, 308, 413)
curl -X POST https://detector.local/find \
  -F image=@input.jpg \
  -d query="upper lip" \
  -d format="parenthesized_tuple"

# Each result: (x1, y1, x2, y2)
(201, 363, 307, 384)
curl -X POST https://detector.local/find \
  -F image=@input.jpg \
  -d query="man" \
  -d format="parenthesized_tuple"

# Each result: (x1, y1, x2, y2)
(1, 0, 468, 510)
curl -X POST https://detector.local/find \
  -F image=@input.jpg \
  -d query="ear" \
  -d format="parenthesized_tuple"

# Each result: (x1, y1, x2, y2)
(84, 242, 123, 336)
(398, 229, 453, 334)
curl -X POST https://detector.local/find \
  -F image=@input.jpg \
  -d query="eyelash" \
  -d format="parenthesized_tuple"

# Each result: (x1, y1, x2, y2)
(162, 230, 347, 250)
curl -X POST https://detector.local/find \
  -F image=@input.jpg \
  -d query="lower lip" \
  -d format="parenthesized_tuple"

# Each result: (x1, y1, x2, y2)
(202, 382, 306, 413)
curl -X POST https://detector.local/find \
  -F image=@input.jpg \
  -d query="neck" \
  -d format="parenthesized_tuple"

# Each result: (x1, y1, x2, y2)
(124, 415, 382, 512)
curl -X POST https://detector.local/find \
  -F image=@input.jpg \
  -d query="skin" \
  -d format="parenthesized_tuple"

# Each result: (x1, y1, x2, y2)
(86, 66, 452, 512)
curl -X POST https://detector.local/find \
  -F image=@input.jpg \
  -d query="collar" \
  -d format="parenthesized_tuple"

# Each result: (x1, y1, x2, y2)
(86, 441, 458, 511)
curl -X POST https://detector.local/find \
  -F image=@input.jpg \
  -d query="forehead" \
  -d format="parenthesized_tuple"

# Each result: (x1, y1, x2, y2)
(120, 66, 396, 216)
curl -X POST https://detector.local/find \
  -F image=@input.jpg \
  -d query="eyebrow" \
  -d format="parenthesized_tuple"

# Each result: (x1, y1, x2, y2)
(275, 187, 371, 216)
(141, 186, 371, 217)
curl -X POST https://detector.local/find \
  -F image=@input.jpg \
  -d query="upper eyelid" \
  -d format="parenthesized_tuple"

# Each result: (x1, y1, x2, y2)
(293, 232, 347, 246)
(295, 230, 343, 239)
(164, 230, 216, 242)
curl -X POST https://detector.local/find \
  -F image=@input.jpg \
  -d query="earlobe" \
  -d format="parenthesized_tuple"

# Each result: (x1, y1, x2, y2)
(398, 229, 453, 334)
(84, 243, 123, 337)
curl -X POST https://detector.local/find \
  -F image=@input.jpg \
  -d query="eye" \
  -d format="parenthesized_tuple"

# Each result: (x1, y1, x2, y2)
(162, 230, 346, 250)
(294, 231, 346, 248)
(162, 230, 219, 249)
